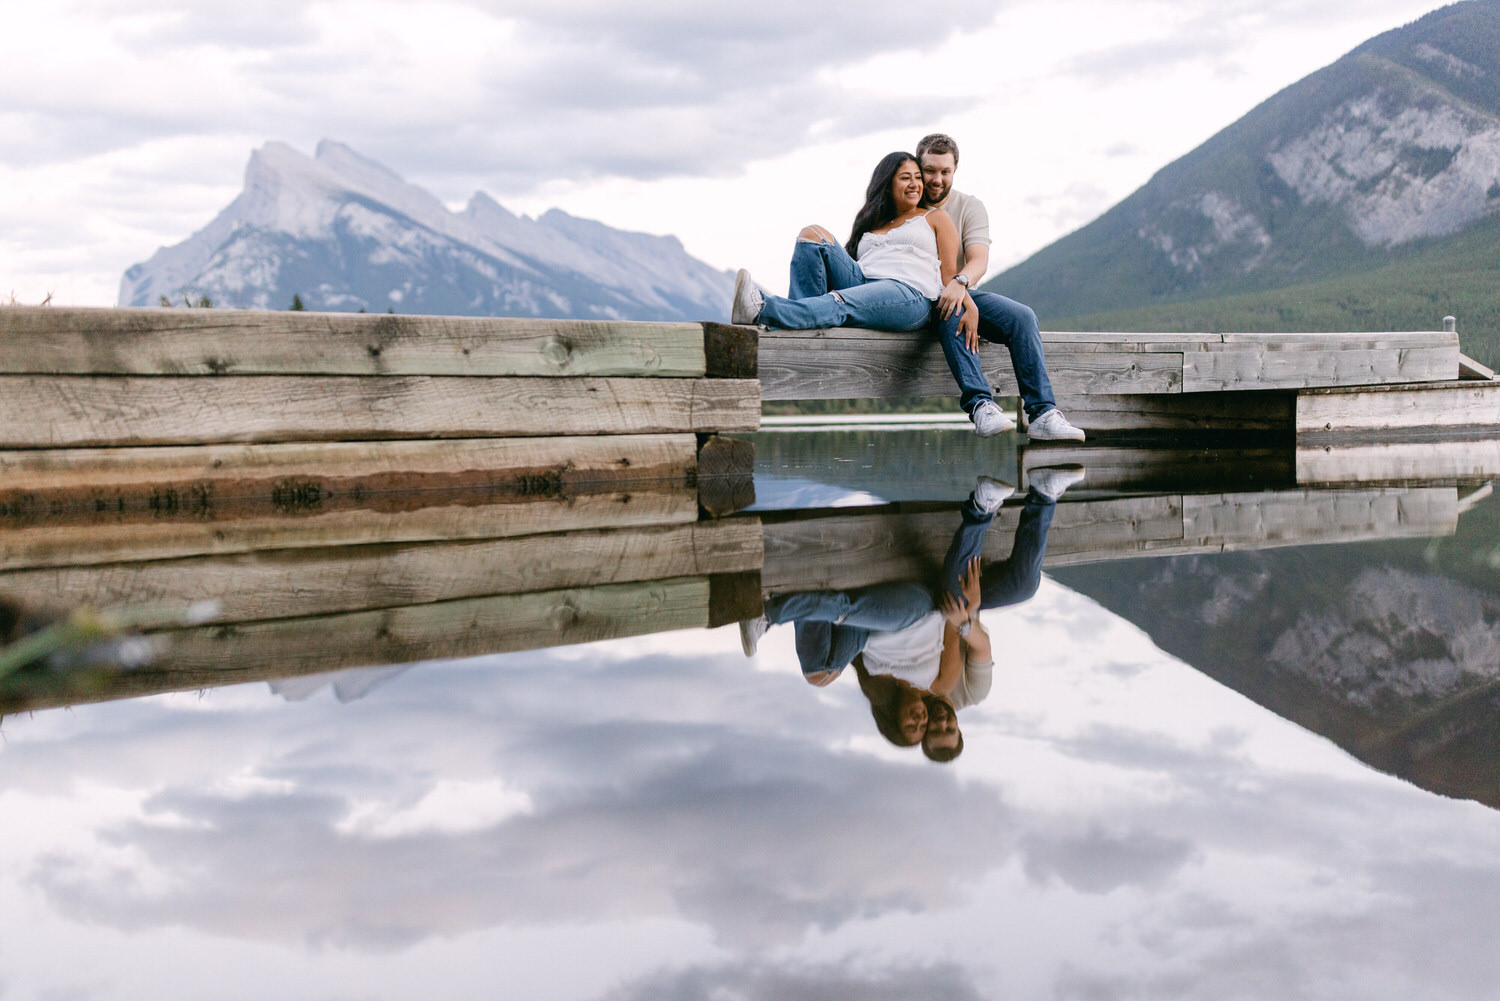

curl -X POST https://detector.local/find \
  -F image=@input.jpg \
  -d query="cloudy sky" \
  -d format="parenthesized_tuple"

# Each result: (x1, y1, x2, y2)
(0, 0, 1453, 305)
(5, 577, 1500, 999)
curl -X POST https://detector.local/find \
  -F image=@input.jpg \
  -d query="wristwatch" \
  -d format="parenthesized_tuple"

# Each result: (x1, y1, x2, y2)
(954, 274, 971, 288)
(958, 618, 975, 638)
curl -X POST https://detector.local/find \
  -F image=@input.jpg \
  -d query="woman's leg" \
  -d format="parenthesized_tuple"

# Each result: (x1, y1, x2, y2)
(758, 278, 930, 331)
(789, 226, 864, 299)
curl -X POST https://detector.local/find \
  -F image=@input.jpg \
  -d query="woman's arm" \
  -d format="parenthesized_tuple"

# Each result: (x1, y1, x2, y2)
(928, 208, 960, 286)
(933, 620, 964, 697)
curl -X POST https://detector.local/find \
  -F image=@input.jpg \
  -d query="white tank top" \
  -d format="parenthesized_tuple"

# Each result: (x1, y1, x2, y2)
(855, 213, 942, 299)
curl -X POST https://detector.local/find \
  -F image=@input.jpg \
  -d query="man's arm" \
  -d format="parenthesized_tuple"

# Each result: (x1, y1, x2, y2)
(960, 243, 989, 286)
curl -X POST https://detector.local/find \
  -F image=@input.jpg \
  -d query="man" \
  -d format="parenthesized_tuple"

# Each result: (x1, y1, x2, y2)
(917, 133, 1086, 441)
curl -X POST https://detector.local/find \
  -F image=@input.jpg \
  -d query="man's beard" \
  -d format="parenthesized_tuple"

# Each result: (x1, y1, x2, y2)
(922, 183, 950, 206)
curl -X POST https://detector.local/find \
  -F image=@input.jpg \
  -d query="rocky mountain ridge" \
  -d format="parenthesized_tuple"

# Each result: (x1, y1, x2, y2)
(990, 0, 1500, 320)
(120, 140, 733, 321)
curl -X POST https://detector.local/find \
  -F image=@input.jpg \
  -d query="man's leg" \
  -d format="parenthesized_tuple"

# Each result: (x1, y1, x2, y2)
(767, 581, 934, 633)
(977, 491, 1056, 610)
(932, 305, 996, 416)
(969, 290, 1056, 422)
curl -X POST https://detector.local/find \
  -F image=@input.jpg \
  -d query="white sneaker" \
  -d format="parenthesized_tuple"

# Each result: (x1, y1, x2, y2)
(972, 475, 1015, 515)
(970, 400, 1015, 437)
(739, 613, 770, 657)
(1029, 465, 1086, 501)
(731, 269, 764, 325)
(1027, 408, 1085, 442)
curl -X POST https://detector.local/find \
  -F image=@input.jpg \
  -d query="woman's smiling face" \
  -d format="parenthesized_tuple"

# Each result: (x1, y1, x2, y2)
(890, 159, 923, 212)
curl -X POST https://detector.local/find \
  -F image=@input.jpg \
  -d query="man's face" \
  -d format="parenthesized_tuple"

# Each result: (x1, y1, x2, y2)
(920, 152, 956, 206)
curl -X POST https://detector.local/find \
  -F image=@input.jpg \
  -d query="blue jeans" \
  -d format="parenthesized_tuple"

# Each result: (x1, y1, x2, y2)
(756, 238, 933, 332)
(934, 290, 1058, 421)
(766, 488, 1057, 678)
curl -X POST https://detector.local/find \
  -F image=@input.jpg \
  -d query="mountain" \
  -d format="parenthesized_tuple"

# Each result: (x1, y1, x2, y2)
(989, 1, 1500, 327)
(1050, 490, 1500, 810)
(120, 140, 734, 321)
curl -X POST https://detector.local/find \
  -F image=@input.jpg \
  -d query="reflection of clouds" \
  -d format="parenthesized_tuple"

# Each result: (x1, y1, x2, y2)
(1022, 826, 1198, 894)
(20, 649, 1011, 951)
(601, 959, 988, 1001)
(5, 580, 1500, 997)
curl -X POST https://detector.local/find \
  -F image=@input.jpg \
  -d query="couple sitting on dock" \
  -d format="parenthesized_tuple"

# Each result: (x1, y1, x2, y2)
(731, 133, 1085, 442)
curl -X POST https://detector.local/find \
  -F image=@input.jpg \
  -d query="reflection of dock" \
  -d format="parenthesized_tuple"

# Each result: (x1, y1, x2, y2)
(761, 487, 1456, 593)
(0, 440, 1475, 715)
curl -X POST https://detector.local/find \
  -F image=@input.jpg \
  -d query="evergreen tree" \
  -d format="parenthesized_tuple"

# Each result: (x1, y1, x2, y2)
(290, 294, 305, 311)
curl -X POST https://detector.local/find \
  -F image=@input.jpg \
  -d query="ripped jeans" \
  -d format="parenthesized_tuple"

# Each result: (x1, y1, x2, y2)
(754, 236, 933, 331)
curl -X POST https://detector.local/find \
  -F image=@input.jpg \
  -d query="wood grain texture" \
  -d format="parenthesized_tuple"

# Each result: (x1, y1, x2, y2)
(1296, 380, 1500, 435)
(0, 520, 763, 623)
(157, 577, 712, 676)
(1182, 487, 1456, 549)
(1050, 391, 1294, 431)
(761, 487, 1456, 592)
(0, 578, 714, 713)
(0, 490, 699, 570)
(1296, 439, 1500, 485)
(0, 434, 695, 491)
(0, 305, 708, 377)
(0, 375, 760, 447)
(758, 328, 1181, 400)
(1183, 344, 1455, 392)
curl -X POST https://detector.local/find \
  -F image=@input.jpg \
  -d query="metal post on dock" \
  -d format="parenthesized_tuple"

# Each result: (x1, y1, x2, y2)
(1444, 315, 1457, 334)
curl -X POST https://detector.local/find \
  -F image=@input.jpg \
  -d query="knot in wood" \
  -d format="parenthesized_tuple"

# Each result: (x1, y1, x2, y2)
(549, 599, 580, 630)
(541, 336, 574, 368)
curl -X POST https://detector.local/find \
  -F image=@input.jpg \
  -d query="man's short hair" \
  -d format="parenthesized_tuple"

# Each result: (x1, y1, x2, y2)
(916, 133, 960, 166)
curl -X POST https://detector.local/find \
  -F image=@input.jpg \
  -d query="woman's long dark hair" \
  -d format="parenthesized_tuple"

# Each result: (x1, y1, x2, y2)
(854, 655, 924, 747)
(848, 152, 918, 260)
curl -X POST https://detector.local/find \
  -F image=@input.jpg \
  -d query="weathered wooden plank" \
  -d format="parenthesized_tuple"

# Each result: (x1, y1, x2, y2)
(1296, 439, 1500, 485)
(1459, 353, 1496, 381)
(760, 497, 1187, 593)
(1183, 342, 1456, 392)
(1181, 487, 1456, 548)
(0, 489, 699, 571)
(0, 305, 709, 377)
(0, 375, 760, 447)
(158, 577, 712, 676)
(0, 434, 695, 502)
(758, 328, 1181, 400)
(1050, 391, 1294, 432)
(0, 520, 763, 623)
(1296, 380, 1500, 436)
(0, 578, 714, 714)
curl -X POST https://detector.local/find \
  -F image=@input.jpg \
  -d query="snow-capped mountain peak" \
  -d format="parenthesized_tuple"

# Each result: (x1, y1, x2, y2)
(121, 141, 732, 320)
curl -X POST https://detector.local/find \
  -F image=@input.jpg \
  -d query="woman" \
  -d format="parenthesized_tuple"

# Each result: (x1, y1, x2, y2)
(730, 152, 962, 331)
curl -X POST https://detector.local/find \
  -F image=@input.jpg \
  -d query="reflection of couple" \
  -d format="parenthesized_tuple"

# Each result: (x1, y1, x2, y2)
(740, 466, 1085, 762)
(732, 133, 1084, 442)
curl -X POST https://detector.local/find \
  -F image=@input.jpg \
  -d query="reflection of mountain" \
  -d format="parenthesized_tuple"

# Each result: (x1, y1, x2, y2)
(1051, 492, 1500, 809)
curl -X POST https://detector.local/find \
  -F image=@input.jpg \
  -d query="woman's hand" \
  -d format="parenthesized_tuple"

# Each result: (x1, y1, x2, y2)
(959, 293, 980, 351)
(961, 555, 982, 610)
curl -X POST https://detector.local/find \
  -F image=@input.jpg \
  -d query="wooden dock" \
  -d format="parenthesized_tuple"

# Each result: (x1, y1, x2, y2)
(5, 306, 1499, 438)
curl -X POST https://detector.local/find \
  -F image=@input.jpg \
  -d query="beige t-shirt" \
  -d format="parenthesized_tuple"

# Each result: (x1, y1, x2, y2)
(932, 189, 991, 275)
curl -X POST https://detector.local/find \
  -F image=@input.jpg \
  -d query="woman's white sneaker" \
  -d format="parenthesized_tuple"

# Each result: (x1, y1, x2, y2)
(970, 400, 1015, 437)
(972, 476, 1015, 514)
(1027, 408, 1086, 442)
(731, 269, 765, 325)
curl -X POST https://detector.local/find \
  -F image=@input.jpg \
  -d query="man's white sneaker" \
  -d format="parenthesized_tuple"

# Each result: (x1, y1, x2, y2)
(1027, 408, 1086, 442)
(972, 475, 1015, 515)
(1029, 465, 1086, 501)
(970, 400, 1015, 437)
(739, 613, 770, 657)
(731, 269, 764, 325)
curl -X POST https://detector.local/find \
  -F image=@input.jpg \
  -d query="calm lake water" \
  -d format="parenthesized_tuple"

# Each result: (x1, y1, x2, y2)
(3, 426, 1499, 1000)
